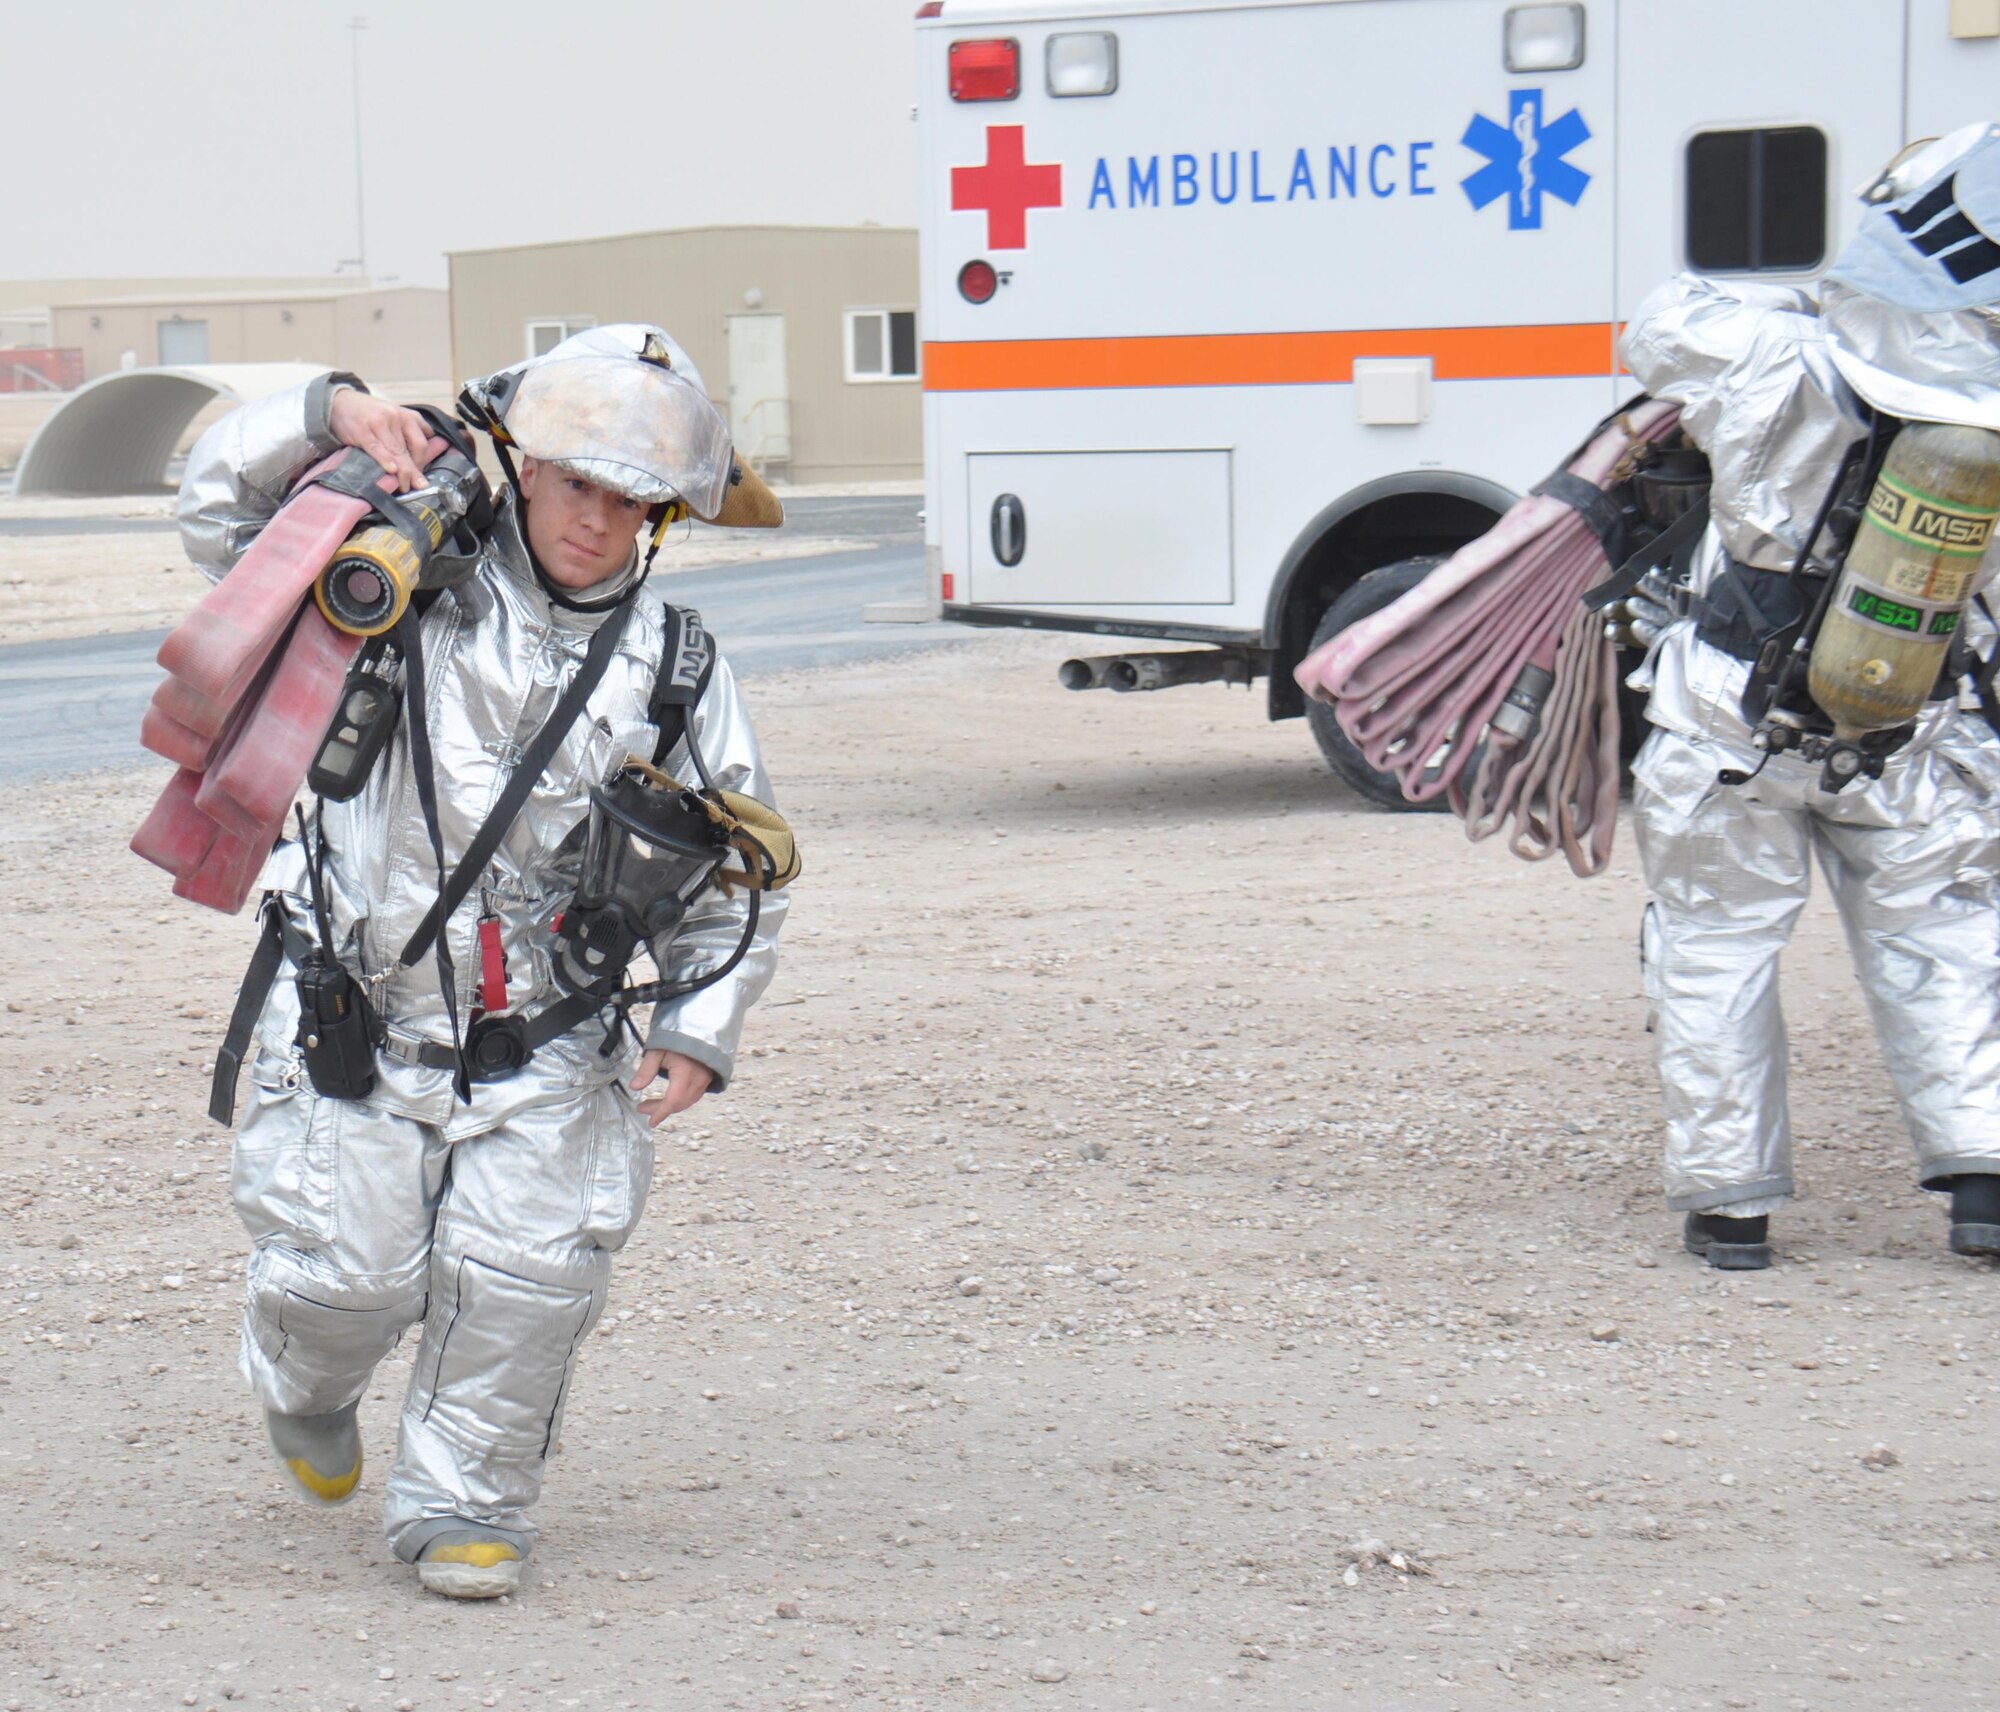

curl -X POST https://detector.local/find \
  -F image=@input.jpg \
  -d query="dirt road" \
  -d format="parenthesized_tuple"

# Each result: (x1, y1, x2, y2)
(2, 634, 1995, 1711)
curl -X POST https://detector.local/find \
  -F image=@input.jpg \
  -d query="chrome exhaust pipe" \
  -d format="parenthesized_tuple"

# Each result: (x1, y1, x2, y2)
(1058, 655, 1124, 691)
(1107, 650, 1257, 693)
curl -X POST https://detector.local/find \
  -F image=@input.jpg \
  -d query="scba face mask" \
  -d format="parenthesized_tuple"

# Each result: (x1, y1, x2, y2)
(555, 764, 732, 998)
(552, 758, 801, 1003)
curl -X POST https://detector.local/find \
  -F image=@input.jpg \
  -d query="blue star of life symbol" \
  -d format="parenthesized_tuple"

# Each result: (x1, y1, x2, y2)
(1460, 90, 1590, 230)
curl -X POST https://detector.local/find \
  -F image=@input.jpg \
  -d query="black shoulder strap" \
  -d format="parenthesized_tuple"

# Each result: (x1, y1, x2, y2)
(649, 605, 716, 766)
(1583, 496, 1711, 612)
(209, 902, 288, 1126)
(1533, 470, 1632, 569)
(209, 899, 321, 1126)
(398, 590, 641, 970)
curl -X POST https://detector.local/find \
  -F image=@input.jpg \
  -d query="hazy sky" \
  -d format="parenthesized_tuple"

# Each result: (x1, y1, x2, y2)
(0, 0, 923, 288)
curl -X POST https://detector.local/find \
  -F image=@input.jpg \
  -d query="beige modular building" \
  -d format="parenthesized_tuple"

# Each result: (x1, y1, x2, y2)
(0, 277, 345, 354)
(40, 285, 448, 385)
(449, 225, 920, 484)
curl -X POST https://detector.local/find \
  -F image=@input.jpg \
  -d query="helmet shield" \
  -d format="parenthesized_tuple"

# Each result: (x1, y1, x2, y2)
(502, 354, 734, 512)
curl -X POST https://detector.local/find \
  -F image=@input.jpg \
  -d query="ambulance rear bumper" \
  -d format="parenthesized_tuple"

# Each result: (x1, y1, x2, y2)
(940, 602, 1266, 650)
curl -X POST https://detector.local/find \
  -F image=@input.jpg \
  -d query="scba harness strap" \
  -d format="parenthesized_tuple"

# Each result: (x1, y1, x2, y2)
(209, 606, 717, 1125)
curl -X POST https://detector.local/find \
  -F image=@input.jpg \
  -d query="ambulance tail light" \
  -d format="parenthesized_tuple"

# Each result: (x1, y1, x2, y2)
(958, 259, 998, 304)
(949, 38, 1020, 101)
(1046, 32, 1117, 97)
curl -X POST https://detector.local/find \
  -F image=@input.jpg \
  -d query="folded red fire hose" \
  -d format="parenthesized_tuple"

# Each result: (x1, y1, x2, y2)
(1293, 400, 1683, 878)
(132, 439, 446, 913)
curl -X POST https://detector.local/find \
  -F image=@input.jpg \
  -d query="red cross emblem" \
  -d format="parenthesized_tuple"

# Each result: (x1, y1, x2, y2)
(951, 125, 1062, 251)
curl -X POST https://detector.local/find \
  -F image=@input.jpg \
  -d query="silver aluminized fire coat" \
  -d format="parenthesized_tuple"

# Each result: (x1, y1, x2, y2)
(1619, 278, 2000, 1218)
(180, 379, 785, 1558)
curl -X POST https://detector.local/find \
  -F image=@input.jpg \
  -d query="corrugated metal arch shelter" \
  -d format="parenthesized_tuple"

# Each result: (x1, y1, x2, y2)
(13, 363, 329, 495)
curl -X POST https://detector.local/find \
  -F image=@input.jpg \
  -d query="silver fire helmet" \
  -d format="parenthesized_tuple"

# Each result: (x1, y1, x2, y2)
(462, 324, 736, 514)
(1821, 122, 2000, 432)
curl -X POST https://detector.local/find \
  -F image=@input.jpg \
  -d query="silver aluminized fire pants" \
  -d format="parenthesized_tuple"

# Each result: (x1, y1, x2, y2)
(1632, 716, 2000, 1217)
(232, 1049, 653, 1562)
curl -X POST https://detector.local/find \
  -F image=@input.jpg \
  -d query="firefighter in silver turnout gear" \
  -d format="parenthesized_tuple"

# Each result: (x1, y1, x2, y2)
(1620, 124, 2000, 1270)
(180, 325, 789, 1596)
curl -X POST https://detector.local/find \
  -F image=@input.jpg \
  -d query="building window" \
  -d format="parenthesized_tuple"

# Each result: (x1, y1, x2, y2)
(525, 316, 596, 358)
(845, 309, 919, 382)
(1685, 126, 1827, 273)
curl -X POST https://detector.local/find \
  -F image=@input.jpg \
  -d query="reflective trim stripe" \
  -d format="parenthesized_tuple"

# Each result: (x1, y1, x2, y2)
(922, 322, 1620, 392)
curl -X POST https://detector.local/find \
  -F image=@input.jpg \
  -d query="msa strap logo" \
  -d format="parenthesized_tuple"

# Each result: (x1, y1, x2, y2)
(1865, 474, 1998, 556)
(1460, 90, 1591, 230)
(664, 612, 712, 699)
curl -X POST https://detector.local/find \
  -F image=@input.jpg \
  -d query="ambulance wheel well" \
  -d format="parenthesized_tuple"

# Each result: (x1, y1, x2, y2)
(1264, 473, 1514, 721)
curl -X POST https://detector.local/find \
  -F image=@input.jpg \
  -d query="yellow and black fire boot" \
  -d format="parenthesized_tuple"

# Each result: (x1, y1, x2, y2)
(417, 1526, 523, 1600)
(264, 1403, 363, 1506)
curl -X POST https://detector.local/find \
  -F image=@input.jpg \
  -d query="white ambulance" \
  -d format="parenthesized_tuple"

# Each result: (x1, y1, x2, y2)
(912, 0, 2000, 801)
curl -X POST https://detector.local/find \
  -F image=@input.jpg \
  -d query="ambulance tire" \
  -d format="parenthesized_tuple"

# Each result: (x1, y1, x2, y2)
(1304, 556, 1451, 813)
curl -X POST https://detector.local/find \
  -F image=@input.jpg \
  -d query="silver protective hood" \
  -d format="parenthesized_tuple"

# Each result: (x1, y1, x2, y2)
(1820, 281, 2000, 431)
(1821, 122, 2000, 431)
(464, 324, 735, 512)
(1621, 275, 1868, 572)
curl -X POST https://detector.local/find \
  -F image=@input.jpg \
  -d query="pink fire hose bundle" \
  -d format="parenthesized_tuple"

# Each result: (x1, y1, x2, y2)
(1294, 400, 1682, 877)
(131, 439, 445, 913)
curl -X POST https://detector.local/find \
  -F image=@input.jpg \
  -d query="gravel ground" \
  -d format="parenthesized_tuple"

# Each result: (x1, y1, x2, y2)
(2, 631, 1996, 1712)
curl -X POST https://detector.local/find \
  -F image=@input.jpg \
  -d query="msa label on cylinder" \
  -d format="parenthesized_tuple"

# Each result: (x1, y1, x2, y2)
(1863, 473, 1999, 603)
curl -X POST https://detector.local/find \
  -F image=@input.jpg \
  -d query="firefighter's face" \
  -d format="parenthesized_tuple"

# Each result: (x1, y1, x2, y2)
(518, 458, 649, 589)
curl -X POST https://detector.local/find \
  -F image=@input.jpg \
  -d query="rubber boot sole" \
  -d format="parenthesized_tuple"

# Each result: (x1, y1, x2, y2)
(1682, 1220, 1772, 1271)
(416, 1532, 524, 1600)
(1950, 1221, 2000, 1258)
(418, 1558, 522, 1600)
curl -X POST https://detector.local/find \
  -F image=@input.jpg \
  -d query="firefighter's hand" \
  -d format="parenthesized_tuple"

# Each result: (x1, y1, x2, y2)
(1607, 567, 1683, 650)
(630, 1048, 714, 1126)
(327, 388, 432, 492)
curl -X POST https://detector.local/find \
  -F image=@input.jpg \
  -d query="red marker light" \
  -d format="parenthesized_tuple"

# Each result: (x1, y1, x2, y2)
(958, 259, 999, 304)
(915, 1, 943, 14)
(949, 38, 1020, 101)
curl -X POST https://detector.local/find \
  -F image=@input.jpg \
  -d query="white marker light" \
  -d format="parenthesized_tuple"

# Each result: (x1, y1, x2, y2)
(1504, 4, 1585, 72)
(1046, 32, 1118, 98)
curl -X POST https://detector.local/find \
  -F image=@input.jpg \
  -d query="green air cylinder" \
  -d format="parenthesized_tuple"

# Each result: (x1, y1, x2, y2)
(1808, 422, 2000, 738)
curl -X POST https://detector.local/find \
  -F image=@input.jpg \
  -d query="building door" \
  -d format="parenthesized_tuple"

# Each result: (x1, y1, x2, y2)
(157, 320, 210, 365)
(725, 314, 791, 469)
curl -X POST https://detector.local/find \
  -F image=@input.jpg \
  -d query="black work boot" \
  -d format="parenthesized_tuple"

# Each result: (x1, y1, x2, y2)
(1682, 1210, 1772, 1271)
(1948, 1175, 2000, 1258)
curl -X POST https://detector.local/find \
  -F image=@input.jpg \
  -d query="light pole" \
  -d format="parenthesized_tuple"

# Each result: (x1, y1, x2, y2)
(345, 16, 368, 280)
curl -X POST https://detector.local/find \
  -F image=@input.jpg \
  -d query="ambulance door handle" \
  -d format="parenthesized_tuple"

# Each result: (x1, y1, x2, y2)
(991, 493, 1025, 567)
